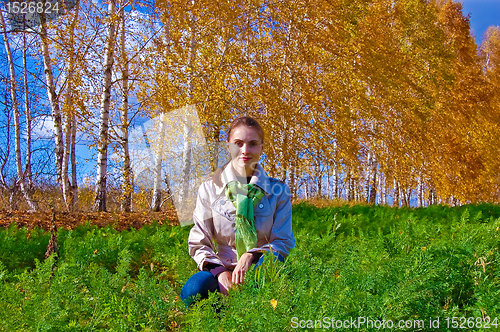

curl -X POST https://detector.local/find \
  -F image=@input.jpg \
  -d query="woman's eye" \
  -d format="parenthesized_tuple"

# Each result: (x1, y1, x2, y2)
(236, 142, 244, 147)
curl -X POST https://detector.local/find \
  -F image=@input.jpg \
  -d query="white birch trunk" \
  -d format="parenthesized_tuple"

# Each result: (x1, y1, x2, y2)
(181, 115, 193, 203)
(210, 123, 220, 172)
(326, 164, 330, 199)
(22, 30, 32, 189)
(71, 112, 78, 208)
(354, 177, 359, 202)
(347, 168, 354, 201)
(39, 12, 64, 188)
(346, 168, 351, 201)
(394, 179, 400, 208)
(69, 3, 80, 208)
(290, 161, 296, 200)
(369, 170, 377, 204)
(364, 152, 371, 202)
(180, 8, 196, 204)
(333, 161, 339, 199)
(119, 6, 132, 212)
(0, 8, 37, 211)
(316, 158, 322, 198)
(379, 172, 386, 205)
(379, 172, 384, 205)
(62, 70, 75, 210)
(61, 0, 79, 211)
(62, 98, 72, 209)
(152, 115, 166, 211)
(150, 14, 173, 211)
(304, 178, 308, 200)
(368, 154, 377, 204)
(417, 175, 423, 207)
(208, 37, 230, 173)
(94, 0, 117, 211)
(402, 188, 411, 207)
(280, 131, 287, 182)
(429, 187, 436, 205)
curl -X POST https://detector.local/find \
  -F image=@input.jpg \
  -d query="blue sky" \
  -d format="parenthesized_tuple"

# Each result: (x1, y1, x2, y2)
(460, 0, 500, 44)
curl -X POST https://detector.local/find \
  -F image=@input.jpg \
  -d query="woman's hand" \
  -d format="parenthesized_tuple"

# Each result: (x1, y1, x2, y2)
(232, 252, 254, 285)
(217, 271, 233, 296)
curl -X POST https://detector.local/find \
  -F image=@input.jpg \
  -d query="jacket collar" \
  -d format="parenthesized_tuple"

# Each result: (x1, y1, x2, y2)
(215, 163, 271, 196)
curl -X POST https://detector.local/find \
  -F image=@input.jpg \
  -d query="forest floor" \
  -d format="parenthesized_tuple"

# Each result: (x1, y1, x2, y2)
(0, 208, 179, 231)
(0, 198, 356, 232)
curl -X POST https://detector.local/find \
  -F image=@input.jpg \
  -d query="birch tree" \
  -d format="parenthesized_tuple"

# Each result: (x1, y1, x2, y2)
(22, 27, 33, 190)
(179, 1, 197, 205)
(60, 1, 80, 210)
(0, 7, 38, 211)
(151, 114, 166, 211)
(119, 4, 131, 212)
(38, 6, 65, 191)
(94, 0, 118, 212)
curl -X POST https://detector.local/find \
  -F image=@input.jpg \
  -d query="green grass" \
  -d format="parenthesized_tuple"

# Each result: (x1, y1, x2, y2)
(0, 203, 499, 331)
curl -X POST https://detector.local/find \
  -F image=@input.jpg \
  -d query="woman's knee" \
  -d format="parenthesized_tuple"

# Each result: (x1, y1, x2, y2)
(180, 271, 219, 306)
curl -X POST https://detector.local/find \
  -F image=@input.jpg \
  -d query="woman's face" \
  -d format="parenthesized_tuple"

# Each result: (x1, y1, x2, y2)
(226, 125, 263, 177)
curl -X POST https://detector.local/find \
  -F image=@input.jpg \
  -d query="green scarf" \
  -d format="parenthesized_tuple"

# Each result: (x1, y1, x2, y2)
(225, 181, 265, 260)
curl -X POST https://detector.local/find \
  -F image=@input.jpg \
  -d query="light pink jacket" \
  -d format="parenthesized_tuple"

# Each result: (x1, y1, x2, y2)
(188, 163, 295, 271)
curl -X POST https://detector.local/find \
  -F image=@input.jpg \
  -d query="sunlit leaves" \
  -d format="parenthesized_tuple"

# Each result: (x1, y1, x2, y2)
(11, 0, 499, 206)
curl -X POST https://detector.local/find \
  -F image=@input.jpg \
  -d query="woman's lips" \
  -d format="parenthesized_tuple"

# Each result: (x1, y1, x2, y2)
(241, 157, 251, 161)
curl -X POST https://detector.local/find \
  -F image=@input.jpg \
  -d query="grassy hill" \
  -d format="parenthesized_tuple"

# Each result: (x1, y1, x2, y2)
(1, 203, 499, 331)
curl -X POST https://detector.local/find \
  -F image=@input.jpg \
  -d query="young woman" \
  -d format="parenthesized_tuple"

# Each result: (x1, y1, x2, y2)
(180, 116, 295, 306)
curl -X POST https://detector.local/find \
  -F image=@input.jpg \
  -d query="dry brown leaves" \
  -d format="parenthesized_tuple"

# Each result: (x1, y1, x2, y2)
(0, 208, 179, 232)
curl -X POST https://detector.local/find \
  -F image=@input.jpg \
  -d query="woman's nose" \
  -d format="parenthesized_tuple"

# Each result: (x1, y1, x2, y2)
(241, 143, 248, 154)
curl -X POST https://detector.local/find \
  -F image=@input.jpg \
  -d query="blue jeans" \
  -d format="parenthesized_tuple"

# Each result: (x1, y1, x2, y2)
(180, 252, 285, 307)
(180, 271, 219, 307)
